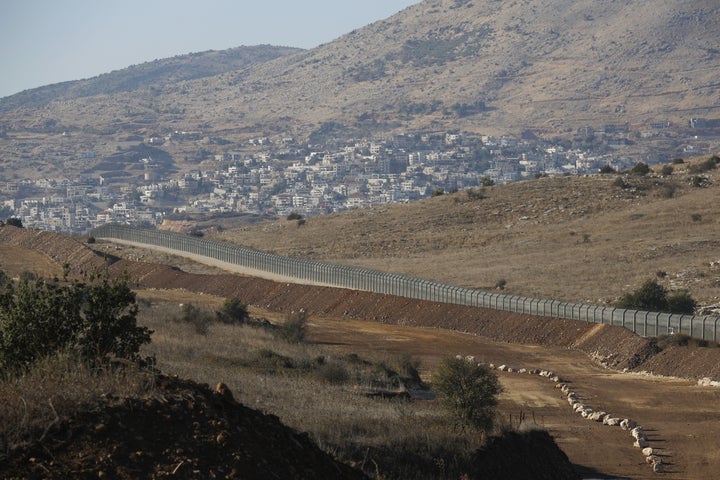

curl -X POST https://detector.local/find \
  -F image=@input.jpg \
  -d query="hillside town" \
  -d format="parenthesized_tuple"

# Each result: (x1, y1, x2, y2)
(0, 127, 707, 234)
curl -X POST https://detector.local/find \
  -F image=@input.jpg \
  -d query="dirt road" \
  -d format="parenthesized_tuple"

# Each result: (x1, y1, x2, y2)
(306, 316, 720, 480)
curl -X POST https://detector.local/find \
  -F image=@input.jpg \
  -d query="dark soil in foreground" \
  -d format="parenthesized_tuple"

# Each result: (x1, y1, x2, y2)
(2, 376, 368, 480)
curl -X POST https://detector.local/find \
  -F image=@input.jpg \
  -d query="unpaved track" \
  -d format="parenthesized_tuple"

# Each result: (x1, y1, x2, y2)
(306, 316, 720, 480)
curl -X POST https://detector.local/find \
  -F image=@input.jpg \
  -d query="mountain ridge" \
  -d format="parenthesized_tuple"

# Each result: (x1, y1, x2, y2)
(1, 0, 719, 176)
(0, 45, 302, 111)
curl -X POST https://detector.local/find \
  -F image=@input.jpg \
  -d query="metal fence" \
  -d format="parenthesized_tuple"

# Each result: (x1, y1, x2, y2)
(91, 224, 720, 341)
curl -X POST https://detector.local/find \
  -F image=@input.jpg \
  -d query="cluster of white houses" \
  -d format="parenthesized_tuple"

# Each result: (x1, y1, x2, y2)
(0, 131, 642, 233)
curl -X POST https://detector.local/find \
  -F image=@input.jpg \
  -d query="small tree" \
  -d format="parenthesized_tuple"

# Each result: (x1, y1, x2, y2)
(616, 279, 698, 314)
(0, 274, 152, 374)
(480, 176, 495, 187)
(616, 279, 669, 312)
(631, 162, 650, 175)
(433, 356, 502, 433)
(281, 309, 308, 343)
(180, 303, 212, 335)
(216, 297, 249, 325)
(5, 217, 22, 228)
(667, 291, 697, 315)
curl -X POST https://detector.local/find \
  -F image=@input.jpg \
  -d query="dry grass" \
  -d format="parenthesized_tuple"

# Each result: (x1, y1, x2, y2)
(0, 245, 64, 279)
(136, 299, 485, 478)
(0, 292, 485, 478)
(0, 352, 155, 453)
(213, 159, 720, 309)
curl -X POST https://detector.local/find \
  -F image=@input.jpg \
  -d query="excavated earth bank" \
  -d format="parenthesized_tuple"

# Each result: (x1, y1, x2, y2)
(2, 225, 719, 381)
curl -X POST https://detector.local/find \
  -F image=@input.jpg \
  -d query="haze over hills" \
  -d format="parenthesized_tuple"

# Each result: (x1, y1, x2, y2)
(0, 46, 303, 112)
(1, 0, 719, 177)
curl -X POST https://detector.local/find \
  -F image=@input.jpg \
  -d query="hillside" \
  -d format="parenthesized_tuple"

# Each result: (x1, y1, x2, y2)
(0, 45, 302, 111)
(212, 158, 720, 310)
(1, 0, 719, 177)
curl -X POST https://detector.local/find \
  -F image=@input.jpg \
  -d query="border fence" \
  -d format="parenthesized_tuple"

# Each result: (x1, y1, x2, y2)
(91, 224, 720, 342)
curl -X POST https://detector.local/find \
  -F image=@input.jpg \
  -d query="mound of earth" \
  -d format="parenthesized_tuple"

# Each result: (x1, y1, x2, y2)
(474, 429, 579, 480)
(2, 375, 368, 480)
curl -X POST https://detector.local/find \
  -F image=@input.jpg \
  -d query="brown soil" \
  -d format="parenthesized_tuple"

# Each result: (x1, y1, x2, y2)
(2, 375, 368, 480)
(3, 225, 720, 479)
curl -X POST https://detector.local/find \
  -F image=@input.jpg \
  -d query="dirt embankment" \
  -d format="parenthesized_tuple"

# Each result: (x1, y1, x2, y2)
(2, 224, 720, 381)
(2, 376, 369, 480)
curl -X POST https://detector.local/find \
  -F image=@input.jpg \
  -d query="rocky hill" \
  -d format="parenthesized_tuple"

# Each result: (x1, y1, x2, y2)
(0, 45, 301, 111)
(1, 0, 719, 177)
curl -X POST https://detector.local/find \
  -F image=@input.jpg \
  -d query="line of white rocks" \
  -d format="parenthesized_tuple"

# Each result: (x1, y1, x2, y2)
(459, 356, 667, 474)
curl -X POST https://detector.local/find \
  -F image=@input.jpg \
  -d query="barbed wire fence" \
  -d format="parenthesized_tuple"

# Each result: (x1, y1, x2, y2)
(92, 224, 720, 342)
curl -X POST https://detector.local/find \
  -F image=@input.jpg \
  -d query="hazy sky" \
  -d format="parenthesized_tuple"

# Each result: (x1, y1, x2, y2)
(0, 0, 418, 99)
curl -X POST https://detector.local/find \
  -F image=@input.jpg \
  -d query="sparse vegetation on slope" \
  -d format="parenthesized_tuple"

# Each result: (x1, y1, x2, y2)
(2, 0, 720, 177)
(214, 157, 720, 311)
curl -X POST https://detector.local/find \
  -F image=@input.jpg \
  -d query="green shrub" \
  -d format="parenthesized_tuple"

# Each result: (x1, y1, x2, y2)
(691, 176, 708, 187)
(286, 211, 303, 221)
(216, 297, 249, 325)
(180, 303, 212, 335)
(315, 361, 350, 384)
(667, 291, 697, 315)
(613, 176, 628, 188)
(599, 164, 616, 174)
(254, 348, 294, 371)
(396, 353, 422, 384)
(281, 310, 308, 343)
(616, 279, 669, 312)
(672, 157, 685, 165)
(433, 356, 501, 432)
(660, 165, 674, 176)
(688, 158, 717, 174)
(5, 217, 22, 228)
(631, 162, 650, 175)
(466, 189, 484, 201)
(0, 274, 152, 374)
(654, 182, 677, 198)
(616, 279, 698, 314)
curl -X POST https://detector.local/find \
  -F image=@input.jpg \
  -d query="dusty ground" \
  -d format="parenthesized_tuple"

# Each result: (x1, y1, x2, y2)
(305, 316, 720, 480)
(3, 225, 720, 479)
